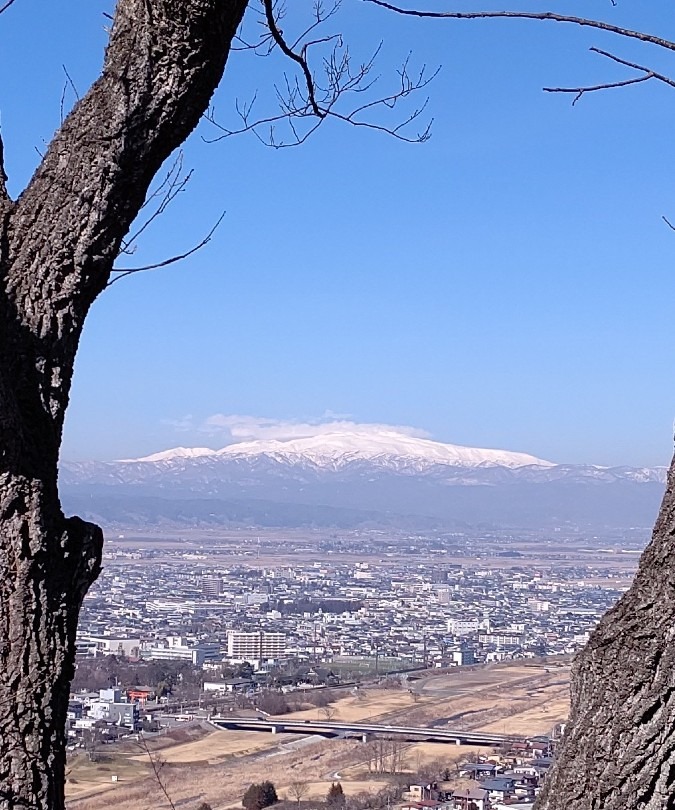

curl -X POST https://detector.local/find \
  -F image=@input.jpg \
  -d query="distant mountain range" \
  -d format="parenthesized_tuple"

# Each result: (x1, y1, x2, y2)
(60, 430, 668, 531)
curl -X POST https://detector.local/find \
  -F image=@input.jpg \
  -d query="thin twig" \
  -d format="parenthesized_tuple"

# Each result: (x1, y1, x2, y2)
(545, 74, 652, 105)
(62, 64, 80, 101)
(137, 733, 177, 810)
(590, 46, 675, 89)
(543, 46, 675, 104)
(60, 66, 81, 124)
(108, 211, 226, 287)
(0, 0, 18, 14)
(121, 164, 193, 253)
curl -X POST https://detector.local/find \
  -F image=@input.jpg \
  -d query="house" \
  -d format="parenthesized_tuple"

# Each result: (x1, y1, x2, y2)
(528, 737, 551, 757)
(435, 781, 458, 802)
(531, 757, 554, 772)
(449, 788, 489, 810)
(478, 777, 516, 802)
(67, 701, 84, 721)
(399, 800, 444, 810)
(458, 762, 500, 779)
(89, 700, 140, 730)
(202, 677, 253, 693)
(406, 785, 438, 802)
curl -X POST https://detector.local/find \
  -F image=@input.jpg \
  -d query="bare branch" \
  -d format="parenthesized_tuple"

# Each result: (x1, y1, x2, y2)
(62, 64, 80, 101)
(590, 46, 675, 89)
(545, 74, 652, 105)
(59, 65, 81, 127)
(107, 210, 226, 287)
(0, 0, 18, 14)
(543, 46, 675, 104)
(263, 0, 324, 116)
(291, 1, 342, 52)
(363, 1, 675, 54)
(207, 0, 436, 147)
(137, 734, 177, 810)
(120, 151, 193, 255)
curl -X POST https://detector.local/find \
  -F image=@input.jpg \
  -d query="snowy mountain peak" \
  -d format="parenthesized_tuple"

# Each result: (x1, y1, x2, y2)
(216, 430, 553, 469)
(121, 430, 552, 470)
(121, 446, 217, 463)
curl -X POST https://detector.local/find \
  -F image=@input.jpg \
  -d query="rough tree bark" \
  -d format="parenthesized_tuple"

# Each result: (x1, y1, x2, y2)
(0, 2, 248, 807)
(535, 457, 675, 810)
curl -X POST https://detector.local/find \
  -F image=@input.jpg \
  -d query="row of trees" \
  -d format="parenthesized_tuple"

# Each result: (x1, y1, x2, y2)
(243, 781, 346, 809)
(242, 781, 279, 810)
(71, 655, 204, 695)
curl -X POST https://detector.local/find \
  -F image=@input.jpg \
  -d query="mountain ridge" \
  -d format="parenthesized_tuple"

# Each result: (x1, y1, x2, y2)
(60, 430, 668, 531)
(122, 429, 555, 471)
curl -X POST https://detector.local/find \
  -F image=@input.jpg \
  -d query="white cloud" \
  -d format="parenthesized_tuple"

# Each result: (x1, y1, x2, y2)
(168, 413, 431, 445)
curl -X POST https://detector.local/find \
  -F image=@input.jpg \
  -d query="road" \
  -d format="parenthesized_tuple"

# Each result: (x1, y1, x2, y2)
(209, 716, 527, 746)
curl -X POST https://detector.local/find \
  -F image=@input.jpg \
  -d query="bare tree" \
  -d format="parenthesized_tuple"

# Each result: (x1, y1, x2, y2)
(319, 704, 337, 721)
(288, 780, 310, 805)
(82, 722, 106, 764)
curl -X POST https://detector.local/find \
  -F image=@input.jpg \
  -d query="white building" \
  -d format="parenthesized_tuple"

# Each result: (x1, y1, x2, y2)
(447, 618, 490, 636)
(226, 631, 286, 663)
(75, 636, 140, 658)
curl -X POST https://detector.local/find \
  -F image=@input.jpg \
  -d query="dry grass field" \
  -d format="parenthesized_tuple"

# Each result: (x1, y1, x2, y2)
(67, 661, 569, 810)
(283, 689, 417, 723)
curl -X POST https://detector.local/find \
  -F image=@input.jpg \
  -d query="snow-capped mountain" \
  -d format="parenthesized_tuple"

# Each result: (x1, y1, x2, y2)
(127, 446, 216, 463)
(125, 430, 554, 472)
(60, 430, 668, 531)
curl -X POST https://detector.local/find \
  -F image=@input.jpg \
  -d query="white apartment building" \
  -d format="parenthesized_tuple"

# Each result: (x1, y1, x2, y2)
(75, 636, 141, 658)
(447, 618, 490, 636)
(226, 631, 286, 662)
(201, 576, 223, 597)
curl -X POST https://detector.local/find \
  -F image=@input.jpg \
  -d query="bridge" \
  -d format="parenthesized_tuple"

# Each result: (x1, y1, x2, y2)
(209, 716, 522, 747)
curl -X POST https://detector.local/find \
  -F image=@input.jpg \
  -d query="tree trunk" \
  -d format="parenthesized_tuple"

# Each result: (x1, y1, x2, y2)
(536, 456, 675, 810)
(0, 482, 102, 809)
(0, 1, 248, 806)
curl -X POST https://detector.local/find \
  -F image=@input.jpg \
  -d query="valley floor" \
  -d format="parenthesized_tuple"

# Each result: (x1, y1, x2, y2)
(66, 660, 569, 810)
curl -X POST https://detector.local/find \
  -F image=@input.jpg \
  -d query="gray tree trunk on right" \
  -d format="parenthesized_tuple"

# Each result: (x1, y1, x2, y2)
(536, 459, 675, 809)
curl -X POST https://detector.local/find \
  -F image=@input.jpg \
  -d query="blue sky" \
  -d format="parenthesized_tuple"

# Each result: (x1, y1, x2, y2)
(3, 1, 675, 465)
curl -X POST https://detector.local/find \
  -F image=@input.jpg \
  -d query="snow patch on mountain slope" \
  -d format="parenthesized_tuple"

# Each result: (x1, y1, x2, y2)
(122, 446, 217, 463)
(122, 430, 553, 470)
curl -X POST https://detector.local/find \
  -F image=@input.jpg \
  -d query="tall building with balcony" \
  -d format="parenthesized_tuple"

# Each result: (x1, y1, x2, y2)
(226, 631, 286, 663)
(202, 576, 223, 597)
